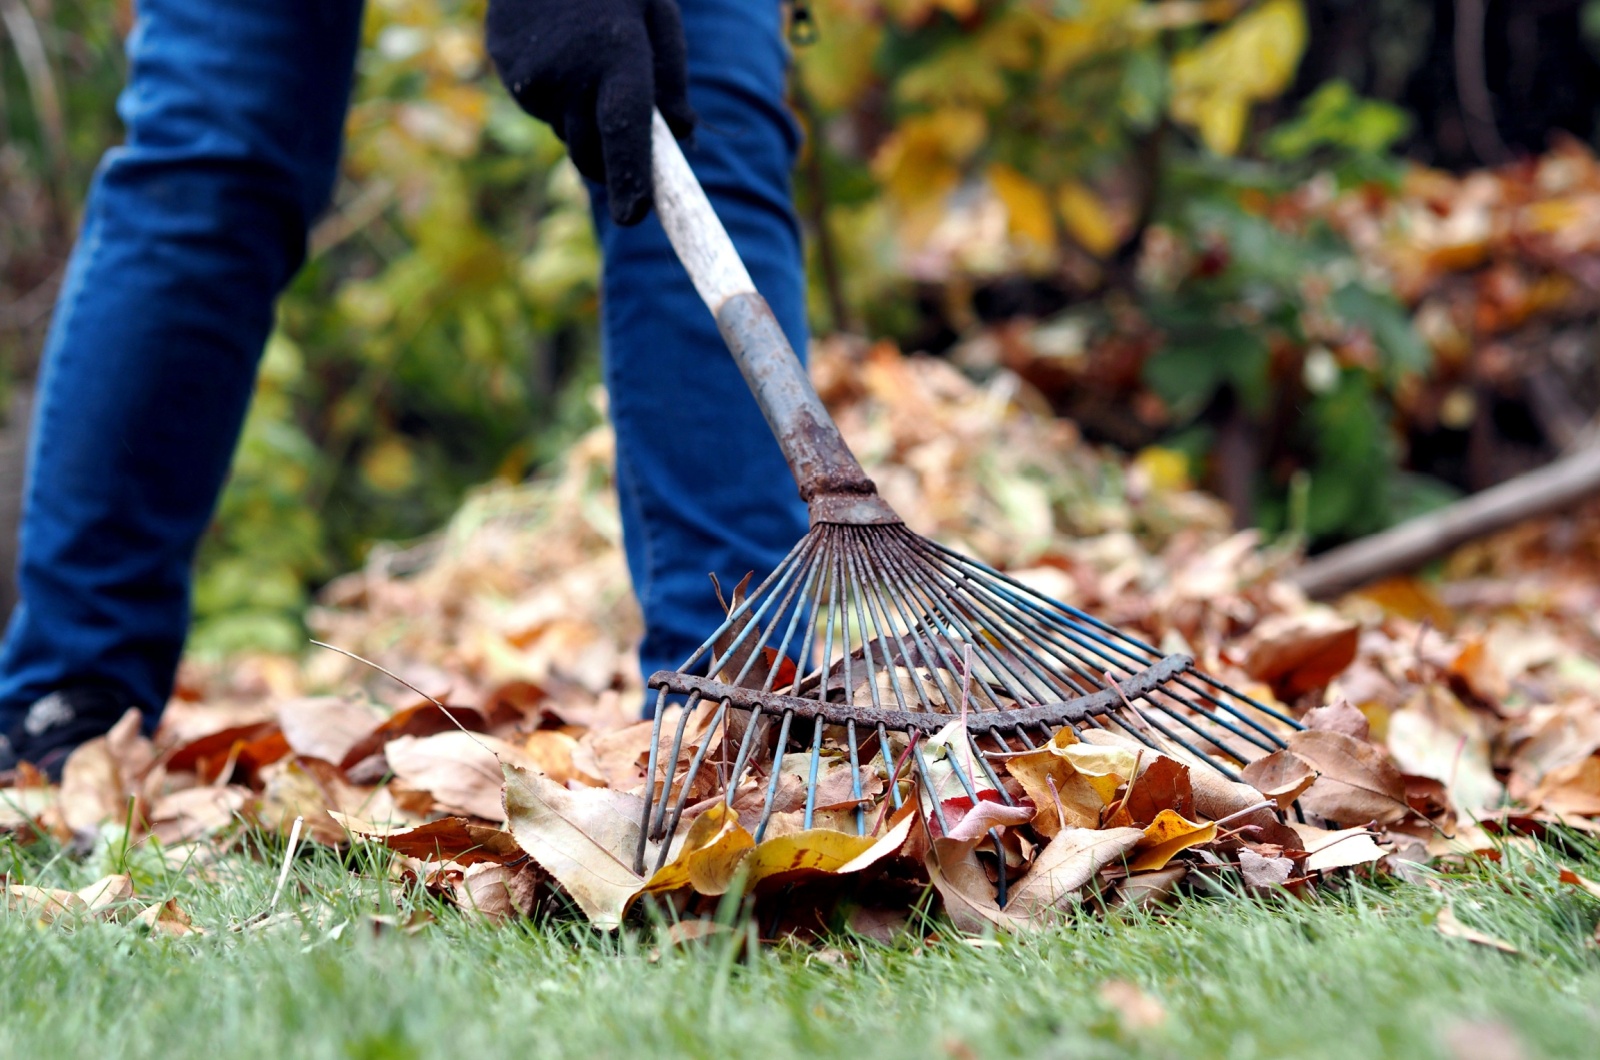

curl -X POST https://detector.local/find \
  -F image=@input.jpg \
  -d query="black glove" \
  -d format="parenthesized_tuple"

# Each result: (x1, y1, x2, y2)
(486, 0, 696, 226)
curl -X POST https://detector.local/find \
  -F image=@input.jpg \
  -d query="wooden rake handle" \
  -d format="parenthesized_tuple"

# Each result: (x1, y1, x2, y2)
(648, 110, 895, 523)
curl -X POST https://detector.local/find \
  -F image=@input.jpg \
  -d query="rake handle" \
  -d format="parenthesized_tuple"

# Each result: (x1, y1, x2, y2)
(649, 110, 897, 523)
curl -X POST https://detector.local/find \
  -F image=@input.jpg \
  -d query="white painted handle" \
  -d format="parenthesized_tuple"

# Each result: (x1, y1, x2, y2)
(650, 109, 757, 313)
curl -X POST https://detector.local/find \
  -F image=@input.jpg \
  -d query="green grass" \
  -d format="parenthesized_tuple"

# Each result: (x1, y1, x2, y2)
(4, 830, 1600, 1060)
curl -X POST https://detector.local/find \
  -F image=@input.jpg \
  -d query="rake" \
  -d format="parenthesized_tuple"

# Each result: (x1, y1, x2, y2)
(634, 111, 1302, 898)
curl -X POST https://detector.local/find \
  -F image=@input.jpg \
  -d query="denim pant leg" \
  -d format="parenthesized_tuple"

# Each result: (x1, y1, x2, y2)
(591, 0, 810, 699)
(0, 0, 365, 724)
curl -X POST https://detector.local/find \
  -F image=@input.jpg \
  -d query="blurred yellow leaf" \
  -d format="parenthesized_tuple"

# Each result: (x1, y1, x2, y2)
(1169, 0, 1307, 155)
(360, 436, 418, 494)
(989, 164, 1055, 247)
(799, 0, 886, 110)
(1057, 180, 1120, 257)
(881, 0, 978, 28)
(1133, 446, 1192, 492)
(872, 107, 987, 213)
(1058, 744, 1139, 802)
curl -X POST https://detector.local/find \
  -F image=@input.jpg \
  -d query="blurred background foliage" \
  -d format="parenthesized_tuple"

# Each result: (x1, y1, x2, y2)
(6, 0, 1600, 652)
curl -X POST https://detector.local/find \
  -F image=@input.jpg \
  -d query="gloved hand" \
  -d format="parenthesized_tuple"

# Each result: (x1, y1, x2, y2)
(486, 0, 696, 226)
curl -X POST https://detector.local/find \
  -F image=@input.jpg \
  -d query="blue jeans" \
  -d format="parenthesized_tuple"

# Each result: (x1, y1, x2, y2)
(0, 0, 807, 726)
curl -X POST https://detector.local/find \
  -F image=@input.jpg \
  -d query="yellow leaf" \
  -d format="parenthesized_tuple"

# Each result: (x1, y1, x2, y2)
(1169, 0, 1307, 155)
(989, 164, 1055, 247)
(1056, 181, 1120, 257)
(642, 803, 755, 897)
(871, 108, 988, 213)
(1058, 743, 1139, 803)
(744, 802, 917, 887)
(1129, 809, 1217, 871)
(1003, 728, 1103, 835)
(1133, 446, 1191, 492)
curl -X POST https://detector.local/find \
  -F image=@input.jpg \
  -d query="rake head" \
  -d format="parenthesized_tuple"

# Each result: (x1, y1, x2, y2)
(632, 516, 1303, 879)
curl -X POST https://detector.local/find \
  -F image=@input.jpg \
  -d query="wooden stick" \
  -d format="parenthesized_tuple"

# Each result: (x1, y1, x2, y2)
(1290, 443, 1600, 599)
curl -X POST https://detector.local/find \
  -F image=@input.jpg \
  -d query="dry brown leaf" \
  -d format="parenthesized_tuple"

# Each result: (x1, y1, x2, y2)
(925, 836, 1030, 934)
(1303, 699, 1370, 741)
(147, 785, 250, 846)
(5, 884, 87, 924)
(1528, 755, 1600, 816)
(1118, 755, 1195, 827)
(1558, 866, 1600, 901)
(1112, 865, 1189, 909)
(1290, 823, 1387, 872)
(75, 874, 134, 919)
(134, 898, 199, 937)
(453, 862, 540, 921)
(1386, 689, 1502, 816)
(1435, 904, 1518, 954)
(1240, 750, 1317, 810)
(501, 762, 645, 929)
(1239, 611, 1359, 697)
(1002, 729, 1102, 835)
(1286, 729, 1410, 827)
(941, 796, 1037, 842)
(1098, 980, 1167, 1030)
(384, 732, 531, 820)
(1007, 826, 1145, 920)
(59, 709, 154, 833)
(1237, 848, 1293, 890)
(337, 702, 490, 772)
(522, 729, 589, 787)
(334, 813, 524, 866)
(276, 697, 385, 765)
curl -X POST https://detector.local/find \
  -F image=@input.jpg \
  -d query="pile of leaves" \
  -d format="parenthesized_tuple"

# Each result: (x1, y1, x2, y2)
(8, 340, 1600, 937)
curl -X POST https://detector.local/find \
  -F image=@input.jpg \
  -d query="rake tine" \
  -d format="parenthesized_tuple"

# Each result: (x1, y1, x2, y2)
(724, 534, 822, 688)
(847, 720, 865, 835)
(761, 540, 828, 694)
(634, 685, 672, 875)
(723, 707, 768, 809)
(878, 722, 902, 809)
(653, 697, 731, 874)
(682, 533, 814, 678)
(753, 708, 796, 844)
(803, 716, 825, 829)
(650, 691, 703, 839)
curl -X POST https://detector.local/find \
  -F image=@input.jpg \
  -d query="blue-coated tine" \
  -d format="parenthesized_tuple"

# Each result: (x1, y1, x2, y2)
(633, 686, 672, 874)
(653, 697, 730, 873)
(753, 709, 796, 843)
(803, 716, 825, 829)
(847, 719, 865, 835)
(677, 533, 813, 676)
(648, 690, 700, 838)
(878, 722, 903, 809)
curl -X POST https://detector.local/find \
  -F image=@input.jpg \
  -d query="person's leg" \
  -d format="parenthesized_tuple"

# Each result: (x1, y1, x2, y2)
(0, 0, 365, 736)
(592, 0, 810, 698)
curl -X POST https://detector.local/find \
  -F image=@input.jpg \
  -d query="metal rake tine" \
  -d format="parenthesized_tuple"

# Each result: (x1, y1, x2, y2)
(760, 538, 828, 694)
(653, 697, 731, 874)
(752, 708, 795, 843)
(723, 532, 823, 688)
(681, 532, 815, 678)
(649, 691, 702, 839)
(633, 686, 672, 875)
(723, 707, 768, 808)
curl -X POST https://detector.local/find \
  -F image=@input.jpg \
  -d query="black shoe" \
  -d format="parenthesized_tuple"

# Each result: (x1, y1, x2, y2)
(0, 685, 141, 781)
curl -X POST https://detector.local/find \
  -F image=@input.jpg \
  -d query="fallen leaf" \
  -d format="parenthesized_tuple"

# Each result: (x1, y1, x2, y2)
(1290, 823, 1387, 871)
(4, 884, 87, 924)
(276, 697, 385, 765)
(1304, 699, 1370, 741)
(1130, 810, 1217, 871)
(1239, 611, 1359, 698)
(134, 898, 199, 937)
(1237, 848, 1293, 890)
(59, 709, 154, 832)
(1286, 729, 1411, 827)
(337, 702, 490, 772)
(1240, 750, 1317, 810)
(1002, 729, 1102, 835)
(147, 785, 250, 845)
(501, 762, 644, 929)
(1057, 744, 1139, 802)
(1435, 904, 1518, 954)
(1117, 755, 1195, 827)
(384, 732, 531, 820)
(75, 874, 134, 919)
(1558, 867, 1600, 901)
(334, 813, 524, 866)
(643, 803, 755, 896)
(938, 793, 1037, 842)
(1007, 826, 1145, 919)
(1112, 865, 1189, 909)
(1098, 979, 1167, 1030)
(453, 862, 540, 921)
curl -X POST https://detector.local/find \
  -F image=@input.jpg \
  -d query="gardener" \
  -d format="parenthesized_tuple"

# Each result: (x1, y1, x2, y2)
(0, 0, 809, 776)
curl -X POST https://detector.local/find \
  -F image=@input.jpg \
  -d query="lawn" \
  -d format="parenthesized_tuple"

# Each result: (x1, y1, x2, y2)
(4, 829, 1600, 1059)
